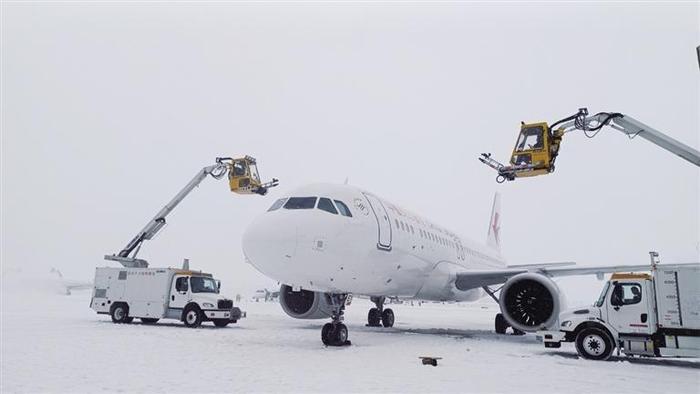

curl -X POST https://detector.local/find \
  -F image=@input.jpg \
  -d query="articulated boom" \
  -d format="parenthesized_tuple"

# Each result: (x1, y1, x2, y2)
(479, 107, 700, 183)
(105, 156, 278, 268)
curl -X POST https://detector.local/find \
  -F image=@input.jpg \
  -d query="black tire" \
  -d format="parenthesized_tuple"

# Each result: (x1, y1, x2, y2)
(575, 327, 614, 361)
(321, 323, 333, 345)
(183, 306, 203, 328)
(213, 319, 230, 328)
(124, 317, 134, 323)
(110, 303, 129, 324)
(495, 313, 508, 334)
(367, 308, 381, 326)
(141, 318, 159, 324)
(511, 327, 526, 336)
(381, 308, 395, 328)
(333, 323, 349, 345)
(322, 323, 349, 346)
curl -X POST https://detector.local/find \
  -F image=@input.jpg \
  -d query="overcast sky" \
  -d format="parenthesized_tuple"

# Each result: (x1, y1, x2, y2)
(2, 2, 698, 304)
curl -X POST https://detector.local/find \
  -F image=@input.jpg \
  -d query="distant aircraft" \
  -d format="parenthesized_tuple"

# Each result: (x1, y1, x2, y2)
(252, 288, 279, 302)
(242, 183, 651, 346)
(49, 268, 92, 295)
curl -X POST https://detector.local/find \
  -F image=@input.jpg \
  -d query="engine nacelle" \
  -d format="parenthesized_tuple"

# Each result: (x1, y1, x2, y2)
(498, 273, 565, 332)
(279, 284, 334, 319)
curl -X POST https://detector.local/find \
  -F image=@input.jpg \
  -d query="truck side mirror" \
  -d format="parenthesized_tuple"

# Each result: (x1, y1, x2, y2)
(216, 280, 221, 291)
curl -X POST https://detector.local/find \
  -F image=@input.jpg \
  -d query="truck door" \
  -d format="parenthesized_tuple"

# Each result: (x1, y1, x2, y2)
(606, 281, 653, 335)
(169, 275, 190, 309)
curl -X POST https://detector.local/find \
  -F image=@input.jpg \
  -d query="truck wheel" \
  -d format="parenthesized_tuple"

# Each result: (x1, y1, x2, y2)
(141, 318, 159, 324)
(213, 319, 229, 328)
(495, 313, 508, 334)
(183, 306, 203, 328)
(110, 304, 129, 324)
(575, 327, 614, 361)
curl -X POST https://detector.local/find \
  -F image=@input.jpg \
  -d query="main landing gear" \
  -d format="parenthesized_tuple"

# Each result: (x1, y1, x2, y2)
(321, 294, 351, 347)
(366, 296, 394, 328)
(483, 286, 524, 336)
(494, 313, 525, 335)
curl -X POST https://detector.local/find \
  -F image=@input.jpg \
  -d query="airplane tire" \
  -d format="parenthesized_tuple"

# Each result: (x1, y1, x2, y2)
(322, 323, 349, 346)
(495, 313, 508, 334)
(321, 323, 333, 345)
(381, 308, 395, 328)
(367, 308, 381, 326)
(575, 327, 614, 361)
(334, 323, 349, 345)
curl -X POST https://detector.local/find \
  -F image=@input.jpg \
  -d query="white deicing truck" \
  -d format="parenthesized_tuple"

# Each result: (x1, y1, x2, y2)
(538, 253, 700, 360)
(90, 266, 244, 327)
(90, 157, 277, 327)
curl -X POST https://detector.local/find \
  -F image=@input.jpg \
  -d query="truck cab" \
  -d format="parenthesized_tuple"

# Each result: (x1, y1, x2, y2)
(169, 272, 239, 327)
(539, 263, 700, 360)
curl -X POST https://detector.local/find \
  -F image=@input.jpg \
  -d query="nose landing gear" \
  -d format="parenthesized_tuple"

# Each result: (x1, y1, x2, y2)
(366, 296, 395, 328)
(321, 294, 352, 346)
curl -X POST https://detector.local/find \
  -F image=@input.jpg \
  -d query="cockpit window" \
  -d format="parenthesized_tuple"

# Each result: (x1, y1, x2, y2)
(334, 200, 352, 217)
(317, 198, 338, 215)
(284, 197, 317, 210)
(268, 198, 288, 212)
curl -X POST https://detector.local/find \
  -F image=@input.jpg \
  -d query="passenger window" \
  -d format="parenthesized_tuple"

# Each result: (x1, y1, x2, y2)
(400, 222, 405, 231)
(268, 198, 288, 212)
(175, 277, 188, 292)
(334, 200, 353, 217)
(395, 219, 400, 229)
(611, 283, 642, 306)
(317, 198, 338, 215)
(284, 197, 317, 210)
(410, 225, 415, 234)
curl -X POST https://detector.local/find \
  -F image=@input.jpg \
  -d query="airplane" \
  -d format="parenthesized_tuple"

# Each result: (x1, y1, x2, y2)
(242, 183, 653, 346)
(252, 288, 280, 302)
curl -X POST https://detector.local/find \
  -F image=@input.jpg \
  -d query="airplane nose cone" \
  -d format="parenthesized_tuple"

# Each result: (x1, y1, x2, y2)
(242, 214, 297, 276)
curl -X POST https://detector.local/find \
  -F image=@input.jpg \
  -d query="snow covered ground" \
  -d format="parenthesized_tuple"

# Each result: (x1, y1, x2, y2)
(2, 281, 699, 393)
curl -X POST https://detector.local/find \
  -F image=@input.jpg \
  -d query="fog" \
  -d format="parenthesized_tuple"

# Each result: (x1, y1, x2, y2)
(2, 3, 698, 305)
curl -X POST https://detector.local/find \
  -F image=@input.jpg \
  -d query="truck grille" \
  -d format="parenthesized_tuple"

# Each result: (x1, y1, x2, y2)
(218, 299, 233, 309)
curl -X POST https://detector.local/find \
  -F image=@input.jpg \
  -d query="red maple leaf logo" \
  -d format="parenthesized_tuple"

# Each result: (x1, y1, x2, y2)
(491, 212, 500, 245)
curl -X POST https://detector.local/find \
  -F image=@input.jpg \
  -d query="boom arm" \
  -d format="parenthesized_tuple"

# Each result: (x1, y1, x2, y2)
(479, 108, 700, 183)
(558, 109, 700, 167)
(105, 161, 229, 268)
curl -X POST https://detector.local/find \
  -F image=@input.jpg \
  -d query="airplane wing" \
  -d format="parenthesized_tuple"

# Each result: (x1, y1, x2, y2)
(453, 263, 689, 291)
(64, 281, 93, 291)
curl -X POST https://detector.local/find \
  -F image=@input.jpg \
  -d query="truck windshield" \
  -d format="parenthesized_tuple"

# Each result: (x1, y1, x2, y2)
(595, 281, 611, 307)
(190, 277, 219, 294)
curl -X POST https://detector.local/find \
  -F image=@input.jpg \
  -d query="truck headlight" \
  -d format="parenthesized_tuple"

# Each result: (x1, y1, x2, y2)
(561, 320, 572, 328)
(202, 303, 214, 308)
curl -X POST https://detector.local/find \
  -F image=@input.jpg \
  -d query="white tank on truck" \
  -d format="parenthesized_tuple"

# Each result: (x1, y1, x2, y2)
(538, 252, 700, 360)
(91, 264, 244, 328)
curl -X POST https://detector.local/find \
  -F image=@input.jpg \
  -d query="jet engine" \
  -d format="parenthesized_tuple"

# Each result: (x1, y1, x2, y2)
(279, 284, 334, 319)
(498, 273, 565, 332)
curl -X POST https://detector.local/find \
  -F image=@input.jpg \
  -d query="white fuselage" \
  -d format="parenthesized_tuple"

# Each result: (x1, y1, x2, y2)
(242, 183, 506, 302)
